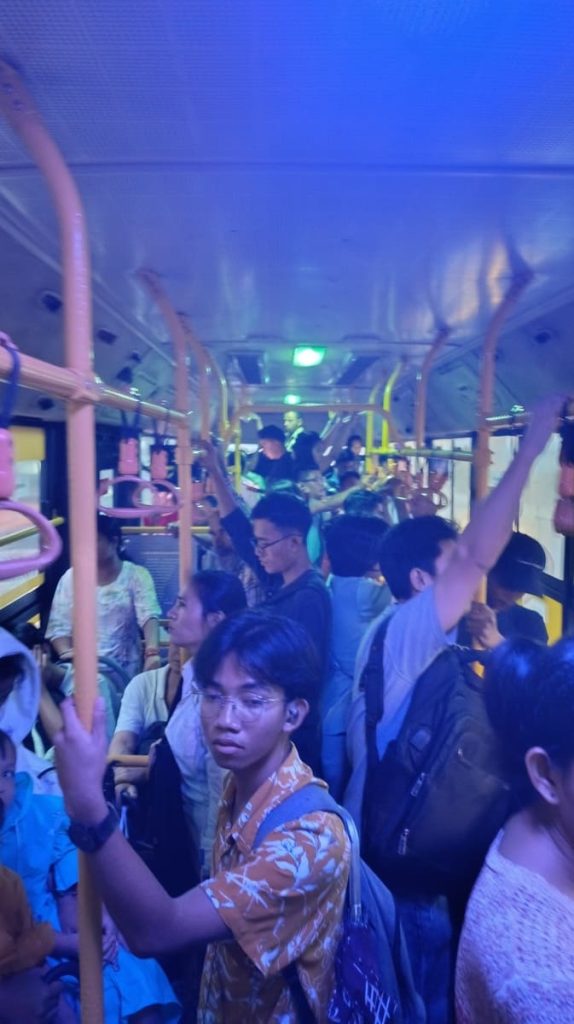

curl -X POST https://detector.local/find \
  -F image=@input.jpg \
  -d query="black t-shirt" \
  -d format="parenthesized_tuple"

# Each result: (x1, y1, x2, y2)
(458, 604, 548, 647)
(251, 451, 295, 482)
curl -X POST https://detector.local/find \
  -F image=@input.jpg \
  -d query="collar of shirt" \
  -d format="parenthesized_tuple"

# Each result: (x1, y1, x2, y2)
(216, 744, 325, 861)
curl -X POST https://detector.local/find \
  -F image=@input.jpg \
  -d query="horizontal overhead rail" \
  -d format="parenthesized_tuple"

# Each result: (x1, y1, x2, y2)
(0, 347, 188, 425)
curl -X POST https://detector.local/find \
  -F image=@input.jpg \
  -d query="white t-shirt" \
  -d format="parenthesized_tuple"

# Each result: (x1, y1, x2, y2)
(47, 561, 161, 682)
(115, 665, 170, 737)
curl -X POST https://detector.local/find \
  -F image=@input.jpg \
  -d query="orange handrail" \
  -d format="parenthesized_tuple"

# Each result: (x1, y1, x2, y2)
(0, 57, 103, 1022)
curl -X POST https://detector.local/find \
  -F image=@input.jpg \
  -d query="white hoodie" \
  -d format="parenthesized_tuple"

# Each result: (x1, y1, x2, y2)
(0, 627, 60, 794)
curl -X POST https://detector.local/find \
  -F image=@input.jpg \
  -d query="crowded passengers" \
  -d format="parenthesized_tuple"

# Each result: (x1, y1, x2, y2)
(0, 395, 570, 1024)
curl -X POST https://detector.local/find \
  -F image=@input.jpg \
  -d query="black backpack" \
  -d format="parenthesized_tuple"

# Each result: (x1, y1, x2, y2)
(361, 616, 511, 900)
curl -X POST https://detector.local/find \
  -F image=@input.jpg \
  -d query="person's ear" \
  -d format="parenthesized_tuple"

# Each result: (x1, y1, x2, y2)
(205, 610, 225, 631)
(283, 699, 309, 734)
(409, 566, 432, 594)
(524, 747, 561, 806)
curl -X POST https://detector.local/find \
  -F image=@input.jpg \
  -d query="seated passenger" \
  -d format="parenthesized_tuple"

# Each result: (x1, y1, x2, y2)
(0, 730, 179, 1024)
(345, 396, 561, 1024)
(147, 570, 247, 885)
(109, 642, 182, 804)
(47, 515, 162, 684)
(53, 613, 350, 1023)
(14, 623, 120, 743)
(0, 861, 70, 1023)
(0, 628, 59, 794)
(456, 637, 574, 1023)
(322, 515, 390, 800)
(200, 441, 332, 772)
(463, 531, 548, 649)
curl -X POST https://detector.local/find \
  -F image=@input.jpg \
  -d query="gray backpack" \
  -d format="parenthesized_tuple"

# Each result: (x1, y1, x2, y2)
(255, 783, 425, 1024)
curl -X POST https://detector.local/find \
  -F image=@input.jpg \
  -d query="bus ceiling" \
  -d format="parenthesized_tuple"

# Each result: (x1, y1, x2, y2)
(0, 1, 573, 436)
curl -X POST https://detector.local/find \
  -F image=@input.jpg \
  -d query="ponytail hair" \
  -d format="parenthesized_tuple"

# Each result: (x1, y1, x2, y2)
(485, 636, 574, 807)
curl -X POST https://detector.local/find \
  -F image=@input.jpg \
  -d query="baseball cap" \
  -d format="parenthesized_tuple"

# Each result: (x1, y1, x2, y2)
(491, 532, 546, 596)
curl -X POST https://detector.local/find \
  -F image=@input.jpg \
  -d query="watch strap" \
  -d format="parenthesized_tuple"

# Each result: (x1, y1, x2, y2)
(68, 803, 119, 853)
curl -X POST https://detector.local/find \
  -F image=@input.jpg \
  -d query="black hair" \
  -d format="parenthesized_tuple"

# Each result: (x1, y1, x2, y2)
(379, 515, 458, 600)
(325, 515, 388, 576)
(0, 654, 26, 690)
(336, 448, 357, 467)
(347, 434, 363, 447)
(251, 492, 312, 539)
(292, 431, 321, 467)
(96, 513, 122, 544)
(339, 470, 361, 491)
(190, 570, 247, 618)
(194, 610, 320, 704)
(295, 465, 321, 483)
(0, 729, 16, 759)
(485, 637, 574, 808)
(258, 424, 285, 444)
(344, 488, 385, 517)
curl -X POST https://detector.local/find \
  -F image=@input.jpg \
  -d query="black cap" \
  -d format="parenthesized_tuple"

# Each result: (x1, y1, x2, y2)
(258, 424, 285, 443)
(491, 532, 546, 596)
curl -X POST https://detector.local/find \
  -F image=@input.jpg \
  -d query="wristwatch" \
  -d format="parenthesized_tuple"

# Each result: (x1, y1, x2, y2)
(68, 803, 119, 853)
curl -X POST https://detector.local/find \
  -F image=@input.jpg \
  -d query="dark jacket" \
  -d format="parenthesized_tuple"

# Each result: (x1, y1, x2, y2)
(221, 507, 332, 773)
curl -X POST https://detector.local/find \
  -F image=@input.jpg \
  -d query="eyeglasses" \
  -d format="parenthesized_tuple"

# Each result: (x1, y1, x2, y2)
(200, 692, 285, 724)
(250, 534, 297, 552)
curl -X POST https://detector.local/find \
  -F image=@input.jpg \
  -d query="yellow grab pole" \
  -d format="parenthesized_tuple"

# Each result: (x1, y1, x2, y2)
(0, 59, 103, 1022)
(137, 271, 193, 587)
(381, 360, 404, 453)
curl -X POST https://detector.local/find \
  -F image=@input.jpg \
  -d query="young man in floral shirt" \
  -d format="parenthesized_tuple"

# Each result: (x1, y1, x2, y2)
(55, 611, 350, 1023)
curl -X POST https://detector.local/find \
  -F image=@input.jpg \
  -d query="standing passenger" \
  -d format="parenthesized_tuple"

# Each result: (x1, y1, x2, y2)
(456, 637, 574, 1023)
(47, 515, 162, 683)
(199, 441, 331, 772)
(283, 409, 304, 452)
(53, 613, 350, 1024)
(346, 395, 563, 1024)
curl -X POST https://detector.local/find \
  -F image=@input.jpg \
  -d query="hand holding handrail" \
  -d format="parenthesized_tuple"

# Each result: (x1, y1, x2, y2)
(0, 334, 62, 579)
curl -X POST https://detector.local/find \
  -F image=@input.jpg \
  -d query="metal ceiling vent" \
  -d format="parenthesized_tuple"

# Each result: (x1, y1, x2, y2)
(336, 355, 379, 386)
(233, 352, 263, 385)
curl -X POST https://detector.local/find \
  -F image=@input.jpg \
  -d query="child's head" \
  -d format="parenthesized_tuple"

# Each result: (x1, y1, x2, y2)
(0, 730, 16, 820)
(194, 611, 318, 772)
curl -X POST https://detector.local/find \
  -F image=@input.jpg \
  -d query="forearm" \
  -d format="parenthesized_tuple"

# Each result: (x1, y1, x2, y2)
(39, 687, 64, 743)
(461, 440, 538, 570)
(205, 461, 238, 518)
(310, 485, 360, 514)
(51, 636, 73, 658)
(143, 618, 159, 651)
(70, 797, 177, 956)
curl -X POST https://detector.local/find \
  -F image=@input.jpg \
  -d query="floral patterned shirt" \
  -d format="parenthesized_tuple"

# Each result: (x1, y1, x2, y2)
(198, 746, 350, 1023)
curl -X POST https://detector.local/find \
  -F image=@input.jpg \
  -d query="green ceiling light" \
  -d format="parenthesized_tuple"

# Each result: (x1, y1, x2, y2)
(284, 393, 302, 405)
(292, 346, 326, 368)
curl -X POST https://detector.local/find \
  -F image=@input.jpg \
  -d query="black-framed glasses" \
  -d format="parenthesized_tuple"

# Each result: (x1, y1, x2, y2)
(200, 692, 285, 724)
(250, 534, 297, 552)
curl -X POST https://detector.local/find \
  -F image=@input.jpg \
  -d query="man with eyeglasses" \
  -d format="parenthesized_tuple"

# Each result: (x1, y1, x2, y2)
(198, 442, 331, 772)
(54, 612, 350, 1024)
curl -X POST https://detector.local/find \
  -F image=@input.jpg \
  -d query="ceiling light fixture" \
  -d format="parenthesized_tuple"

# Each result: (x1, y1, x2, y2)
(292, 346, 326, 368)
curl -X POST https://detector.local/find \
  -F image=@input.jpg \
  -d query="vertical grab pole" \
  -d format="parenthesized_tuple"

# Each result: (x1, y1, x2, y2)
(137, 272, 193, 587)
(181, 319, 212, 439)
(414, 326, 451, 479)
(474, 271, 533, 600)
(0, 60, 103, 1022)
(381, 359, 404, 453)
(366, 377, 383, 474)
(204, 349, 229, 438)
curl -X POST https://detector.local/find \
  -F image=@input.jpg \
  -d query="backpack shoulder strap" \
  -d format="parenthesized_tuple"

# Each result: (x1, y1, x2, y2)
(254, 783, 361, 1024)
(361, 612, 392, 771)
